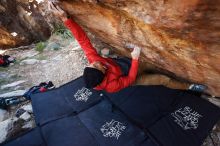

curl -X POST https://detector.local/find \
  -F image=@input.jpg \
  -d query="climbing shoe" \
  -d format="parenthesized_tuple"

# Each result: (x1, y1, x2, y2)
(188, 84, 207, 93)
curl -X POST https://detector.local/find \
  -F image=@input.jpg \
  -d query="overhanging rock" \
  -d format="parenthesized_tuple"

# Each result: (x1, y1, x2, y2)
(59, 0, 220, 96)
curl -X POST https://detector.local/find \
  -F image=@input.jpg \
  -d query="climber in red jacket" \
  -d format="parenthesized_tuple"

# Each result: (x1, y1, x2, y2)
(49, 2, 141, 93)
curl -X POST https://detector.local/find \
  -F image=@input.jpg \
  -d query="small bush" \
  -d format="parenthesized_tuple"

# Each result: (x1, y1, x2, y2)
(36, 42, 46, 52)
(53, 24, 72, 39)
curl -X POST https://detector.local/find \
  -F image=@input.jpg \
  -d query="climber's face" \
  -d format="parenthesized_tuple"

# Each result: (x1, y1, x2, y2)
(88, 61, 106, 74)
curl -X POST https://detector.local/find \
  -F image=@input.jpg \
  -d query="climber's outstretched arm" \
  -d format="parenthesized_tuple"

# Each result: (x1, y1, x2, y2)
(48, 2, 101, 63)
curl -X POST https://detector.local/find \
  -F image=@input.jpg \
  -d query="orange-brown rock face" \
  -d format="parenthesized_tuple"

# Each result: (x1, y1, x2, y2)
(0, 27, 18, 48)
(0, 0, 54, 48)
(60, 0, 220, 96)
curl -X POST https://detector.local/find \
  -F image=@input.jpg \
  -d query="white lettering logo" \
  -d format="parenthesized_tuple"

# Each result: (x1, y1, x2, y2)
(100, 119, 126, 140)
(171, 106, 202, 130)
(74, 87, 92, 102)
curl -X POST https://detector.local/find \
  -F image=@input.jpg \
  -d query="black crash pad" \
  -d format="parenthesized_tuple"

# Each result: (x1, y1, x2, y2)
(3, 77, 220, 146)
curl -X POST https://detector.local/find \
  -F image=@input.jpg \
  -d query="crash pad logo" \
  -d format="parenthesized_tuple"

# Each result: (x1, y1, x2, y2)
(74, 87, 92, 102)
(100, 119, 126, 140)
(171, 106, 203, 130)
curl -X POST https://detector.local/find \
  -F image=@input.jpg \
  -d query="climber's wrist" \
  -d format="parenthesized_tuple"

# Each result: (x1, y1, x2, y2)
(61, 15, 71, 22)
(61, 16, 67, 22)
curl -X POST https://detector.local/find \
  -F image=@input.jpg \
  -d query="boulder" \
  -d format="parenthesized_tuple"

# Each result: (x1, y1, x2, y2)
(0, 90, 26, 98)
(20, 59, 39, 65)
(0, 0, 59, 48)
(59, 0, 220, 96)
(1, 80, 27, 90)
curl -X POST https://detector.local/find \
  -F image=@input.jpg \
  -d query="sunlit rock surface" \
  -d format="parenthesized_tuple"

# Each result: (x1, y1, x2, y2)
(60, 0, 220, 96)
(0, 0, 55, 48)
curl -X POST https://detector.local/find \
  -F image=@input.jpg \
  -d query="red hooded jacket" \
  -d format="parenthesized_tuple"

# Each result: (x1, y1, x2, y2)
(64, 19, 139, 93)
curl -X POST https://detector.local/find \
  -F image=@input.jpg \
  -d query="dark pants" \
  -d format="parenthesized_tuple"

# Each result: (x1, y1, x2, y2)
(113, 57, 131, 76)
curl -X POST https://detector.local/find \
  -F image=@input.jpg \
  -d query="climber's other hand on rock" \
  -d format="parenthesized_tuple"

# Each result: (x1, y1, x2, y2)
(131, 46, 141, 60)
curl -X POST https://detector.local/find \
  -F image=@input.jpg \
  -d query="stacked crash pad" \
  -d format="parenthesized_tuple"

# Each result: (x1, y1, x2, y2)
(3, 77, 220, 146)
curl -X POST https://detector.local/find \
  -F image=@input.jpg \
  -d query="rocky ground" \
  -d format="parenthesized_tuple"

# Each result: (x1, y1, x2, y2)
(0, 32, 220, 145)
(0, 32, 89, 143)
